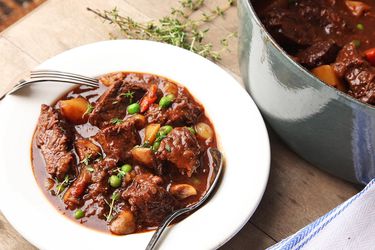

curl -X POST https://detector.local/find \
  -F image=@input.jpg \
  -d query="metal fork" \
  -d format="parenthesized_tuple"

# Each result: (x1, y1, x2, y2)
(0, 70, 99, 101)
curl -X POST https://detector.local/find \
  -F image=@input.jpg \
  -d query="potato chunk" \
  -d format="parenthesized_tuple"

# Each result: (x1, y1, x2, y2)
(59, 97, 90, 124)
(312, 65, 346, 91)
(131, 147, 155, 167)
(127, 114, 146, 129)
(145, 124, 161, 144)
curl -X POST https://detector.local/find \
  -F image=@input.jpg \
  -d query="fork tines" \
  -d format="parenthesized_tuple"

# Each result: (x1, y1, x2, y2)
(31, 70, 99, 87)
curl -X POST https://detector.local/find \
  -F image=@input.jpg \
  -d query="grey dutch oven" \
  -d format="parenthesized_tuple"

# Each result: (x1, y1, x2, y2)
(238, 0, 375, 184)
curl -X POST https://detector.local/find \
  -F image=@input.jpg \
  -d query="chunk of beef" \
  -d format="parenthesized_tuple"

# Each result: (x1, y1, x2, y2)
(297, 39, 340, 69)
(260, 7, 314, 51)
(346, 66, 375, 104)
(145, 92, 203, 126)
(260, 0, 347, 53)
(157, 127, 201, 177)
(332, 43, 366, 77)
(122, 173, 179, 226)
(333, 43, 375, 104)
(35, 105, 74, 180)
(88, 158, 118, 197)
(89, 77, 149, 129)
(94, 120, 140, 161)
(63, 158, 117, 209)
(318, 8, 347, 36)
(74, 138, 101, 161)
(293, 0, 346, 35)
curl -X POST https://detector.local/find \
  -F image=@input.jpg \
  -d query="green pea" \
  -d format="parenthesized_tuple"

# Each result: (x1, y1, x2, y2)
(127, 103, 140, 114)
(121, 164, 132, 173)
(152, 141, 161, 151)
(188, 127, 196, 135)
(159, 94, 175, 108)
(357, 23, 364, 30)
(74, 209, 85, 219)
(109, 175, 121, 188)
(159, 125, 173, 136)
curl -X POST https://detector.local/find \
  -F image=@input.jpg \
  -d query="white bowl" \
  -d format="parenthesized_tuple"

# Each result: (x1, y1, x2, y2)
(0, 40, 270, 250)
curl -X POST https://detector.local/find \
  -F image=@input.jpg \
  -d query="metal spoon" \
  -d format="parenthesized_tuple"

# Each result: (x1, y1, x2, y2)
(145, 148, 223, 250)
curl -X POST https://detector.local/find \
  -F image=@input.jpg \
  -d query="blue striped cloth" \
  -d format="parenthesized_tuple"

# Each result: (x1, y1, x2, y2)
(267, 179, 375, 250)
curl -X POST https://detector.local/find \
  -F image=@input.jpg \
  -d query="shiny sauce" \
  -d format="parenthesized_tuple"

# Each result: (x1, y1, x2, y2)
(31, 72, 218, 234)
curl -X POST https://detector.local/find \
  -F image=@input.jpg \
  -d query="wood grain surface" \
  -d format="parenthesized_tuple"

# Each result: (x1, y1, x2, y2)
(0, 0, 361, 249)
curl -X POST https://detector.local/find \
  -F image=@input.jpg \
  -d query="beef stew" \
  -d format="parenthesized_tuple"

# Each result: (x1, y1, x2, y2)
(254, 0, 375, 105)
(31, 72, 219, 235)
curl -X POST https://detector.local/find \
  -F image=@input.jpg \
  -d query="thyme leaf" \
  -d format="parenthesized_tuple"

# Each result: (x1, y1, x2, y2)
(87, 0, 237, 61)
(120, 91, 135, 104)
(81, 154, 92, 166)
(86, 165, 95, 172)
(83, 103, 94, 116)
(110, 117, 124, 125)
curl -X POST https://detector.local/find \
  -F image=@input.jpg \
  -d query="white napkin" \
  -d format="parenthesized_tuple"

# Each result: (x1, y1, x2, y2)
(267, 179, 375, 250)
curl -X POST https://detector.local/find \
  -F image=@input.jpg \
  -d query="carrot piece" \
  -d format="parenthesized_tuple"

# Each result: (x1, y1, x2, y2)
(365, 48, 375, 66)
(140, 84, 158, 113)
(345, 1, 371, 17)
(311, 65, 346, 91)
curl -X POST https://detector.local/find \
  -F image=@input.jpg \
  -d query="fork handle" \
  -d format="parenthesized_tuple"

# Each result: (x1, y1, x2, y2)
(0, 79, 27, 101)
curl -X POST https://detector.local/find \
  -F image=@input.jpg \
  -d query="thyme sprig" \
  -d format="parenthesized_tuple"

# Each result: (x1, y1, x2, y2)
(87, 0, 236, 61)
(80, 153, 92, 166)
(56, 175, 70, 195)
(119, 91, 135, 103)
(110, 117, 124, 125)
(105, 191, 121, 222)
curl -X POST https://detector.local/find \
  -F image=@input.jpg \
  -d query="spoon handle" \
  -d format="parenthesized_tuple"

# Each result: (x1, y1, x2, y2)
(145, 148, 223, 250)
(145, 207, 190, 250)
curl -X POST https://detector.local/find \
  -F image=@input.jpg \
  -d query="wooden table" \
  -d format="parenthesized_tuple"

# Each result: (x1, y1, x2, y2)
(0, 0, 362, 249)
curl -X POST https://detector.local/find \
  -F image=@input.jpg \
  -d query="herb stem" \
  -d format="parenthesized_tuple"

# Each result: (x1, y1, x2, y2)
(87, 0, 236, 61)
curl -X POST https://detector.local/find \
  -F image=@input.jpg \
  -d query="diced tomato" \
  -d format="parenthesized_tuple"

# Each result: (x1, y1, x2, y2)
(365, 48, 375, 66)
(140, 84, 158, 113)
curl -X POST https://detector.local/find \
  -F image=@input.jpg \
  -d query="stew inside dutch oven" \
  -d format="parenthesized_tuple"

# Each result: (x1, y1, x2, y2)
(32, 72, 218, 235)
(254, 0, 375, 105)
